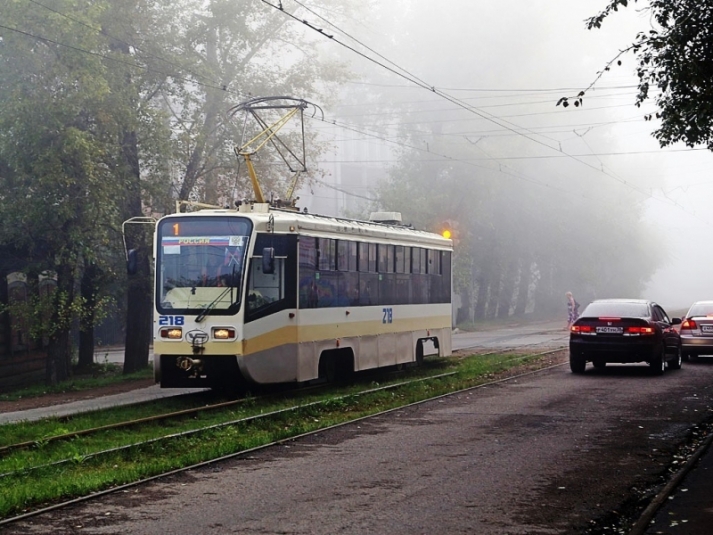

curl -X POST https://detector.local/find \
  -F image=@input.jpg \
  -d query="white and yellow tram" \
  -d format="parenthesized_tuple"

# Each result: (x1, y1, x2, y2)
(153, 204, 452, 389)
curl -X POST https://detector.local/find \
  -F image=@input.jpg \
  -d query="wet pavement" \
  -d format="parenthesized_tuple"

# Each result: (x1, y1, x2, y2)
(3, 332, 712, 533)
(644, 439, 713, 535)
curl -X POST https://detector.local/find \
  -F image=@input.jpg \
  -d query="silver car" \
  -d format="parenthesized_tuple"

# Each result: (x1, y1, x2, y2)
(680, 300, 713, 360)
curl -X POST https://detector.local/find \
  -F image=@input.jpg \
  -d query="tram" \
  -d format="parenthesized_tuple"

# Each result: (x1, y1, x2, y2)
(153, 205, 453, 389)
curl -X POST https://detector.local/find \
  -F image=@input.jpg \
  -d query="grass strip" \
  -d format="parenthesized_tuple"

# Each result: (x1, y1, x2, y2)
(0, 350, 563, 519)
(0, 364, 153, 403)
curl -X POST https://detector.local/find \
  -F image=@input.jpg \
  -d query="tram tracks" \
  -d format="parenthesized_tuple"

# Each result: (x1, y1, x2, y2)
(0, 343, 567, 526)
(0, 333, 566, 459)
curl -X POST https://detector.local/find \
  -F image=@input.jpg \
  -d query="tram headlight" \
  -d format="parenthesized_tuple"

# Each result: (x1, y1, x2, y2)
(213, 328, 236, 340)
(160, 328, 183, 339)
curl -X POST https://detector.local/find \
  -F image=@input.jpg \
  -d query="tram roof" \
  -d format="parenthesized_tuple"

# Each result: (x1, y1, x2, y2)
(162, 207, 452, 249)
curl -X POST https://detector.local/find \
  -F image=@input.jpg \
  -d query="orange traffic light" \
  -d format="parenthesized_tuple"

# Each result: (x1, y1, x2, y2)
(439, 219, 459, 244)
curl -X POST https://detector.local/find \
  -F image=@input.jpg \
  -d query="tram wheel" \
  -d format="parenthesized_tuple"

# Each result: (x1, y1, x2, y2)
(416, 341, 424, 367)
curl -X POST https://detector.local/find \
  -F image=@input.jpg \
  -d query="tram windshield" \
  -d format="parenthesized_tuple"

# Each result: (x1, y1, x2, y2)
(156, 216, 252, 314)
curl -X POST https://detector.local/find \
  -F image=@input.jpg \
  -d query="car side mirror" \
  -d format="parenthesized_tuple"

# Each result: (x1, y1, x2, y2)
(671, 317, 682, 325)
(262, 247, 275, 274)
(127, 248, 138, 275)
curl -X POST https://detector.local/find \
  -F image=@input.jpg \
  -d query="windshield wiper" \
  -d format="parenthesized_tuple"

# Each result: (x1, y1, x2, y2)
(195, 265, 238, 323)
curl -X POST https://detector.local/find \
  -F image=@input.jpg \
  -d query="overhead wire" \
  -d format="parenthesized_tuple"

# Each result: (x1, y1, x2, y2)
(7, 0, 710, 222)
(262, 0, 707, 220)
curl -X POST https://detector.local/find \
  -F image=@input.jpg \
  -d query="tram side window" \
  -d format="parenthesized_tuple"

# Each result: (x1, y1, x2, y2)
(368, 243, 377, 273)
(299, 236, 318, 308)
(358, 242, 369, 272)
(348, 241, 358, 271)
(316, 238, 337, 307)
(411, 248, 420, 274)
(428, 249, 442, 275)
(318, 238, 335, 271)
(337, 240, 348, 271)
(395, 246, 405, 273)
(377, 244, 391, 273)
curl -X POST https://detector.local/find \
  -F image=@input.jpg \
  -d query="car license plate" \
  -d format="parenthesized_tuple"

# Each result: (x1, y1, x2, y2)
(702, 325, 713, 333)
(596, 326, 623, 334)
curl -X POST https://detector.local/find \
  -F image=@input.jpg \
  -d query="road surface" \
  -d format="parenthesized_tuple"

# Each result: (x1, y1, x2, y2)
(5, 341, 713, 534)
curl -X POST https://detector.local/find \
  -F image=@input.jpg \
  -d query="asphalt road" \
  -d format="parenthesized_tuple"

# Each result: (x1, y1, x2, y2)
(0, 323, 567, 425)
(5, 340, 713, 534)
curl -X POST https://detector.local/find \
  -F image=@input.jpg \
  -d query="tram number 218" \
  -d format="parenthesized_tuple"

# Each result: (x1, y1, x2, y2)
(382, 308, 393, 324)
(159, 316, 185, 326)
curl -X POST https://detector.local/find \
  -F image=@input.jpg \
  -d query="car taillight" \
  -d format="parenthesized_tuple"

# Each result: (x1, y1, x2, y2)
(681, 319, 697, 330)
(571, 325, 593, 333)
(626, 326, 654, 335)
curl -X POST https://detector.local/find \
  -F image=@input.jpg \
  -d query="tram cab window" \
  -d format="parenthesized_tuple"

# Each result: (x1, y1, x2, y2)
(247, 257, 284, 313)
(246, 233, 297, 321)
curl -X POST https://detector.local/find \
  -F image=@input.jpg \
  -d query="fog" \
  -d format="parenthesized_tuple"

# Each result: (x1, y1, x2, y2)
(299, 0, 713, 312)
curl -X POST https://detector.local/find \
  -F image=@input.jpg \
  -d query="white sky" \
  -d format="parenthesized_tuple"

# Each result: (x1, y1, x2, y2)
(301, 0, 713, 311)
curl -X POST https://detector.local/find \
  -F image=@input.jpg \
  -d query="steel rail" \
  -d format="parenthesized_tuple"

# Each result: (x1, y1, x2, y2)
(0, 348, 568, 525)
(0, 342, 568, 458)
(0, 367, 464, 480)
(0, 335, 566, 457)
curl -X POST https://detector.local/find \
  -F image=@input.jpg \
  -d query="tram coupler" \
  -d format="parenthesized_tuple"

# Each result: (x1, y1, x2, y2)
(176, 356, 203, 374)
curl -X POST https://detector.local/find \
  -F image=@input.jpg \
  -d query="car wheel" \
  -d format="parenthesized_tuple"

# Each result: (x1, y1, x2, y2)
(682, 352, 690, 362)
(649, 346, 666, 376)
(592, 359, 606, 370)
(668, 346, 682, 370)
(570, 353, 586, 374)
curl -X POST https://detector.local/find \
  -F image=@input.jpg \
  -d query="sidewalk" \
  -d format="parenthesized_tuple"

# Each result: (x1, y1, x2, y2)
(0, 384, 201, 425)
(92, 346, 129, 365)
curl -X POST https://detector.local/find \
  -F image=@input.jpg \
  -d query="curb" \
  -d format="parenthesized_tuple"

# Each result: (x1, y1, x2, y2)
(628, 429, 713, 535)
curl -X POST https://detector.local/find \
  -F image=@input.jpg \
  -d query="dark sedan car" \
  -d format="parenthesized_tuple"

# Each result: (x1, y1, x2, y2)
(680, 300, 713, 361)
(569, 299, 682, 375)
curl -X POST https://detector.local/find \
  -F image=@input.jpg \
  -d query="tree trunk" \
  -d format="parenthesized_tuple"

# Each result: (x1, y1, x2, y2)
(45, 265, 74, 385)
(456, 283, 471, 325)
(496, 260, 517, 319)
(77, 262, 97, 370)
(124, 245, 152, 373)
(486, 267, 502, 320)
(473, 267, 491, 321)
(121, 128, 152, 374)
(46, 329, 71, 385)
(513, 256, 531, 317)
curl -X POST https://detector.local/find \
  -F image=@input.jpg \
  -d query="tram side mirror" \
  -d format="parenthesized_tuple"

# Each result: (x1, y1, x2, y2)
(127, 248, 138, 275)
(262, 247, 275, 274)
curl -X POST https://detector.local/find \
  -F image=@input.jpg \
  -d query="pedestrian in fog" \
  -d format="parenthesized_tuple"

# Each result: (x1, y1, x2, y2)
(566, 291, 580, 330)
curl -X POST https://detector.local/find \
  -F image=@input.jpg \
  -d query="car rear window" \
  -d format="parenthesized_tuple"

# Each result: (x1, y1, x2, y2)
(581, 302, 649, 318)
(687, 303, 713, 317)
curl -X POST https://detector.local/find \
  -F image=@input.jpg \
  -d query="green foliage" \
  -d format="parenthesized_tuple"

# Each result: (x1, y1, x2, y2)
(586, 0, 713, 149)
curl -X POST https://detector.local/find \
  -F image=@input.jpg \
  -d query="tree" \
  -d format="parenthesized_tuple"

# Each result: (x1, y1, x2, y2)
(0, 0, 364, 384)
(564, 0, 713, 149)
(0, 0, 139, 382)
